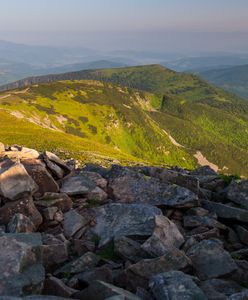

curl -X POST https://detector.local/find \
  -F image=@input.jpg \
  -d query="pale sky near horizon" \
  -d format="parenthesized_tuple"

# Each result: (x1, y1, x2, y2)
(1, 0, 248, 51)
(1, 0, 248, 32)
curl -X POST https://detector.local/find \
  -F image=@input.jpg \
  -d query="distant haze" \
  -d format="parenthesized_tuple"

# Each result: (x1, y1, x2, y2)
(0, 0, 248, 53)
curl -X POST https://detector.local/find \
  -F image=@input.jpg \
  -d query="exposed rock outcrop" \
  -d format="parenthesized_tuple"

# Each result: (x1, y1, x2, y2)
(0, 143, 248, 299)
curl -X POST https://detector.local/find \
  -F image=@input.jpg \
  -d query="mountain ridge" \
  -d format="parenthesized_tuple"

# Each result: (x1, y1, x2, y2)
(0, 64, 247, 176)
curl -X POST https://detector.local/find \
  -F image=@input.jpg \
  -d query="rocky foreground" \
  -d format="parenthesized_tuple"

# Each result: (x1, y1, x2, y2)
(0, 143, 248, 299)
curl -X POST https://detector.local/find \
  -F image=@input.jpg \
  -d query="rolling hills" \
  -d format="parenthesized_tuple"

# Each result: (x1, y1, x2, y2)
(0, 64, 248, 176)
(199, 64, 248, 100)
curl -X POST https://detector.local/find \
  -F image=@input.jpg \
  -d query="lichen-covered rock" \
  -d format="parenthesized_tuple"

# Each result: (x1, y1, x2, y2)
(187, 239, 237, 280)
(54, 252, 100, 276)
(202, 200, 248, 223)
(7, 213, 35, 233)
(124, 248, 191, 289)
(150, 271, 206, 300)
(227, 180, 248, 209)
(73, 280, 140, 300)
(108, 166, 199, 208)
(89, 203, 163, 247)
(0, 233, 44, 296)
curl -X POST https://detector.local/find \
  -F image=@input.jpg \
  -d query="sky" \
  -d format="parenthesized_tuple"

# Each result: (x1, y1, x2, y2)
(0, 0, 248, 51)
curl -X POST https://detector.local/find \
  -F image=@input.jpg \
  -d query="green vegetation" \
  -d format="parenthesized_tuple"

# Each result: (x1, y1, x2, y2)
(0, 64, 248, 176)
(199, 64, 248, 100)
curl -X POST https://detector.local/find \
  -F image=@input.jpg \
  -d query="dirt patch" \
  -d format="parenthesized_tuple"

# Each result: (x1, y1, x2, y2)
(194, 151, 219, 172)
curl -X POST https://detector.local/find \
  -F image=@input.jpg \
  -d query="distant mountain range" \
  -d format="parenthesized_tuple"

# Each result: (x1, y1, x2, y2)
(0, 64, 247, 176)
(198, 64, 248, 100)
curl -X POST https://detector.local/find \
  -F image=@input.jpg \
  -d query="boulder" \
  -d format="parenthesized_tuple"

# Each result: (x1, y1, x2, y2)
(42, 234, 69, 270)
(114, 236, 149, 263)
(87, 186, 108, 202)
(0, 197, 42, 228)
(74, 266, 113, 286)
(200, 279, 244, 299)
(227, 180, 248, 209)
(80, 171, 108, 189)
(108, 166, 199, 208)
(202, 200, 248, 223)
(183, 215, 226, 230)
(44, 159, 64, 179)
(124, 248, 191, 289)
(60, 171, 96, 196)
(0, 163, 38, 200)
(34, 193, 72, 212)
(149, 271, 206, 300)
(43, 276, 77, 298)
(141, 215, 185, 257)
(0, 233, 44, 296)
(44, 151, 71, 173)
(187, 239, 237, 280)
(72, 280, 140, 300)
(22, 159, 59, 196)
(63, 209, 89, 239)
(228, 290, 248, 300)
(54, 252, 100, 276)
(7, 213, 35, 233)
(3, 147, 40, 160)
(235, 225, 248, 245)
(89, 203, 163, 247)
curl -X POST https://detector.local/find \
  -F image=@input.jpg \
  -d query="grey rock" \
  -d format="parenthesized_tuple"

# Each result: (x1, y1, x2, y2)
(200, 279, 244, 299)
(202, 200, 248, 223)
(60, 172, 96, 196)
(44, 151, 71, 173)
(227, 180, 248, 209)
(63, 209, 89, 238)
(124, 248, 191, 289)
(54, 252, 100, 276)
(42, 234, 69, 270)
(43, 276, 77, 298)
(7, 213, 35, 233)
(228, 290, 248, 300)
(149, 271, 206, 300)
(45, 158, 64, 179)
(114, 236, 149, 263)
(35, 193, 72, 213)
(0, 233, 44, 296)
(0, 163, 38, 200)
(108, 167, 199, 208)
(73, 280, 140, 300)
(187, 239, 237, 280)
(141, 215, 185, 257)
(87, 186, 108, 202)
(80, 171, 108, 189)
(75, 266, 113, 285)
(89, 203, 163, 247)
(183, 215, 226, 230)
(235, 225, 248, 245)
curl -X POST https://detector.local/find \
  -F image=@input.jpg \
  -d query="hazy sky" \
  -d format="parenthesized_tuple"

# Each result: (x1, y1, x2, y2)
(0, 0, 248, 51)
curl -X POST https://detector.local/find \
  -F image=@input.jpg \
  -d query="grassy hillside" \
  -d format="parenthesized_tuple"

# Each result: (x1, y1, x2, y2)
(199, 64, 248, 100)
(0, 80, 195, 168)
(0, 65, 248, 176)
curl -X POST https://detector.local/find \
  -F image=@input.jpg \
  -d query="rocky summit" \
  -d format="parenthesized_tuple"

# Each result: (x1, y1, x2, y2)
(1, 143, 248, 300)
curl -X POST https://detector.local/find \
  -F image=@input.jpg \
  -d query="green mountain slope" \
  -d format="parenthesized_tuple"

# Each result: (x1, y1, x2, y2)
(0, 65, 248, 176)
(199, 64, 248, 100)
